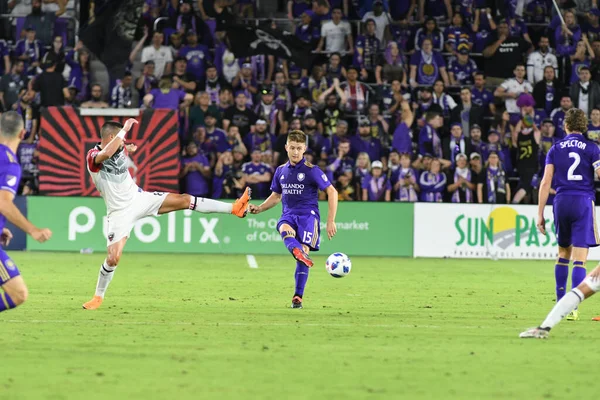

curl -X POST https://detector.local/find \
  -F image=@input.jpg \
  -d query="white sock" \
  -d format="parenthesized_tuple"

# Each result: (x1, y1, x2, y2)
(540, 288, 584, 329)
(190, 196, 232, 214)
(95, 259, 116, 298)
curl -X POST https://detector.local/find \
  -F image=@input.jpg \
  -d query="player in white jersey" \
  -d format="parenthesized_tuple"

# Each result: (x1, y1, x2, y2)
(82, 119, 251, 310)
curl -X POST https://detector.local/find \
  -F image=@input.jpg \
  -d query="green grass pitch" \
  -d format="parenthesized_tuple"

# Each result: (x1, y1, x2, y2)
(0, 252, 596, 399)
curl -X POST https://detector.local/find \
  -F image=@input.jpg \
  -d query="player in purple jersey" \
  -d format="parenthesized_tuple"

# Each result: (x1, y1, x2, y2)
(521, 109, 600, 338)
(249, 130, 338, 309)
(0, 112, 52, 313)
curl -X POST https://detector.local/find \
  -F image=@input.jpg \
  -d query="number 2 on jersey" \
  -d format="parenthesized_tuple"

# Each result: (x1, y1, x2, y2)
(567, 152, 583, 181)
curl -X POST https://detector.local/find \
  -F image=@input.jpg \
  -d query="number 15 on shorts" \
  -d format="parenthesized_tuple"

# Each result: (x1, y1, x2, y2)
(302, 231, 313, 245)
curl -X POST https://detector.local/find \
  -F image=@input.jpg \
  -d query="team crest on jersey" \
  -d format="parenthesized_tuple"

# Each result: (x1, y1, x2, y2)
(6, 175, 16, 187)
(297, 173, 305, 182)
(108, 232, 115, 242)
(4, 259, 15, 271)
(280, 175, 285, 180)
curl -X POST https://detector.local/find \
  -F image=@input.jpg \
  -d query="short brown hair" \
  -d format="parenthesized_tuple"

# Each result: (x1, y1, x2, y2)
(287, 130, 307, 144)
(564, 108, 588, 134)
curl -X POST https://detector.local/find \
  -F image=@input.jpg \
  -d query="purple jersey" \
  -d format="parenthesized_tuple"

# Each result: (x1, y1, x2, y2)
(244, 132, 276, 153)
(445, 26, 471, 51)
(546, 134, 600, 197)
(349, 135, 383, 162)
(206, 128, 229, 153)
(290, 0, 311, 18)
(150, 88, 185, 110)
(550, 108, 567, 139)
(525, 0, 548, 23)
(571, 59, 590, 84)
(0, 145, 22, 232)
(588, 123, 600, 144)
(271, 158, 331, 217)
(362, 173, 392, 201)
(392, 122, 412, 154)
(471, 87, 493, 110)
(179, 45, 211, 80)
(14, 39, 43, 73)
(448, 57, 477, 85)
(242, 161, 271, 199)
(181, 153, 210, 196)
(410, 51, 446, 86)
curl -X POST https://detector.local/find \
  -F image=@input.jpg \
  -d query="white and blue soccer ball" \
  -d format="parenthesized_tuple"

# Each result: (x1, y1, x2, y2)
(325, 252, 351, 278)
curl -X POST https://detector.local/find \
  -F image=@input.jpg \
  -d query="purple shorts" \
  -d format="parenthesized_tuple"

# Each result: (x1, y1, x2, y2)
(0, 250, 20, 285)
(553, 195, 600, 249)
(278, 212, 321, 251)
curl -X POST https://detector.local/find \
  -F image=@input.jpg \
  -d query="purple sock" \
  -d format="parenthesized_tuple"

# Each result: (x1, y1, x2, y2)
(572, 261, 587, 289)
(0, 292, 16, 312)
(555, 258, 569, 301)
(281, 230, 302, 254)
(294, 261, 309, 297)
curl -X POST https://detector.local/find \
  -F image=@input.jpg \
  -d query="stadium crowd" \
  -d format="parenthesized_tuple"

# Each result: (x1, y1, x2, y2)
(2, 0, 600, 203)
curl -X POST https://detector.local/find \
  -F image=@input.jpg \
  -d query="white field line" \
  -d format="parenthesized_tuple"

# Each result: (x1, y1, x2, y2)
(246, 255, 259, 269)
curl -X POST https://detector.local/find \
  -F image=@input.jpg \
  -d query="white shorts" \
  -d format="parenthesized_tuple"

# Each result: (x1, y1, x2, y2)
(105, 191, 168, 246)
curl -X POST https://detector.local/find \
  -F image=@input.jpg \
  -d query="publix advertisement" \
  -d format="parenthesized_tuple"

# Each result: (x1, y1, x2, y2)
(414, 203, 600, 260)
(27, 197, 414, 257)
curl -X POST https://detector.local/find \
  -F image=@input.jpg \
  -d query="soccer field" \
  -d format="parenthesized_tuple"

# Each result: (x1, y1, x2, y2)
(1, 252, 596, 399)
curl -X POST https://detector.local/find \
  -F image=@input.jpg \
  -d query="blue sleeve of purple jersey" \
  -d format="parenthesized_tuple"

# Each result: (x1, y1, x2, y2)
(311, 166, 331, 191)
(545, 146, 555, 166)
(270, 167, 282, 193)
(0, 163, 21, 195)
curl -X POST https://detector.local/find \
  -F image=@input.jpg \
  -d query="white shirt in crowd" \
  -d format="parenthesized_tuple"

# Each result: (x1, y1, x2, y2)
(500, 78, 533, 113)
(321, 20, 352, 53)
(579, 82, 590, 116)
(361, 12, 392, 43)
(526, 50, 558, 84)
(141, 45, 173, 79)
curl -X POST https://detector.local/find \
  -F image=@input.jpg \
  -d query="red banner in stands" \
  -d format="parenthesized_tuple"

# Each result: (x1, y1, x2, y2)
(38, 107, 180, 196)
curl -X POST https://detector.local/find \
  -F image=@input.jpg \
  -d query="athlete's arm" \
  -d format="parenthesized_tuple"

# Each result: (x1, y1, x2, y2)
(251, 192, 282, 214)
(325, 185, 338, 240)
(94, 118, 138, 164)
(537, 163, 554, 235)
(0, 191, 50, 242)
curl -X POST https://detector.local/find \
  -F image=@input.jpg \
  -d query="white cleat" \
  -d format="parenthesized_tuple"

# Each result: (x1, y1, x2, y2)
(519, 327, 550, 339)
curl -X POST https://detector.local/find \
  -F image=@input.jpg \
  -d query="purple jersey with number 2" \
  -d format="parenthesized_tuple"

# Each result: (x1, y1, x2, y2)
(270, 158, 331, 251)
(546, 133, 600, 248)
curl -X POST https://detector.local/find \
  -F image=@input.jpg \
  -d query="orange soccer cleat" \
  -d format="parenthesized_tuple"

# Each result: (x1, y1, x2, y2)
(231, 187, 251, 218)
(593, 315, 600, 321)
(292, 247, 314, 268)
(82, 296, 103, 310)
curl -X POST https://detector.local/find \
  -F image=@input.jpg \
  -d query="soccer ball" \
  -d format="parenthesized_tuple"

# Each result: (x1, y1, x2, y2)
(325, 252, 352, 278)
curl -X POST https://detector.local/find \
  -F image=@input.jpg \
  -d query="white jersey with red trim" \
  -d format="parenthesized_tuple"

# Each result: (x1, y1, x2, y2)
(86, 144, 139, 213)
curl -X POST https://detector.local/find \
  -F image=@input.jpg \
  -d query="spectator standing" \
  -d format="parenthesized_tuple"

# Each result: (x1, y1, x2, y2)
(287, 0, 311, 19)
(432, 79, 456, 119)
(0, 60, 27, 112)
(178, 30, 211, 82)
(569, 65, 600, 116)
(316, 8, 354, 57)
(550, 94, 573, 138)
(189, 91, 221, 132)
(391, 153, 419, 202)
(447, 153, 476, 203)
(14, 27, 43, 77)
(444, 13, 472, 54)
(554, 10, 581, 58)
(510, 115, 541, 204)
(222, 91, 258, 136)
(588, 107, 600, 143)
(494, 63, 533, 124)
(419, 158, 446, 202)
(354, 19, 381, 83)
(414, 17, 444, 52)
(24, 0, 67, 46)
(409, 38, 449, 87)
(169, 56, 197, 93)
(569, 36, 595, 83)
(66, 42, 91, 104)
(324, 52, 347, 82)
(180, 141, 211, 197)
(80, 84, 109, 108)
(361, 0, 392, 43)
(477, 151, 510, 204)
(375, 41, 406, 85)
(144, 76, 193, 110)
(419, 111, 445, 159)
(47, 35, 66, 76)
(141, 31, 173, 79)
(199, 64, 226, 105)
(350, 116, 384, 164)
(450, 86, 483, 138)
(241, 150, 272, 200)
(135, 61, 158, 107)
(361, 160, 391, 201)
(30, 54, 70, 107)
(527, 36, 558, 84)
(532, 66, 563, 115)
(443, 123, 473, 165)
(110, 72, 133, 108)
(340, 66, 370, 114)
(483, 20, 531, 86)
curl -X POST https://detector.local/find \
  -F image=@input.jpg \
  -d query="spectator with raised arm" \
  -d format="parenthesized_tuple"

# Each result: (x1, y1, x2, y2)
(569, 35, 595, 83)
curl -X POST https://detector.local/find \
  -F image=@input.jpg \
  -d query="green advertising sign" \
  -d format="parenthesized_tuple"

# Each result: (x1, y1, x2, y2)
(27, 197, 413, 256)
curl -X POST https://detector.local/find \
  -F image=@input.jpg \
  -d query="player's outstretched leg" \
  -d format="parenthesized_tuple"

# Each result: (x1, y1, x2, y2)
(157, 188, 251, 218)
(83, 237, 126, 310)
(278, 224, 313, 268)
(0, 276, 28, 313)
(520, 264, 600, 338)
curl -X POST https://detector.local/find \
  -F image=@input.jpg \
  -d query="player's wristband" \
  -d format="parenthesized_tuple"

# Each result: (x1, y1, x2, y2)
(117, 129, 126, 139)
